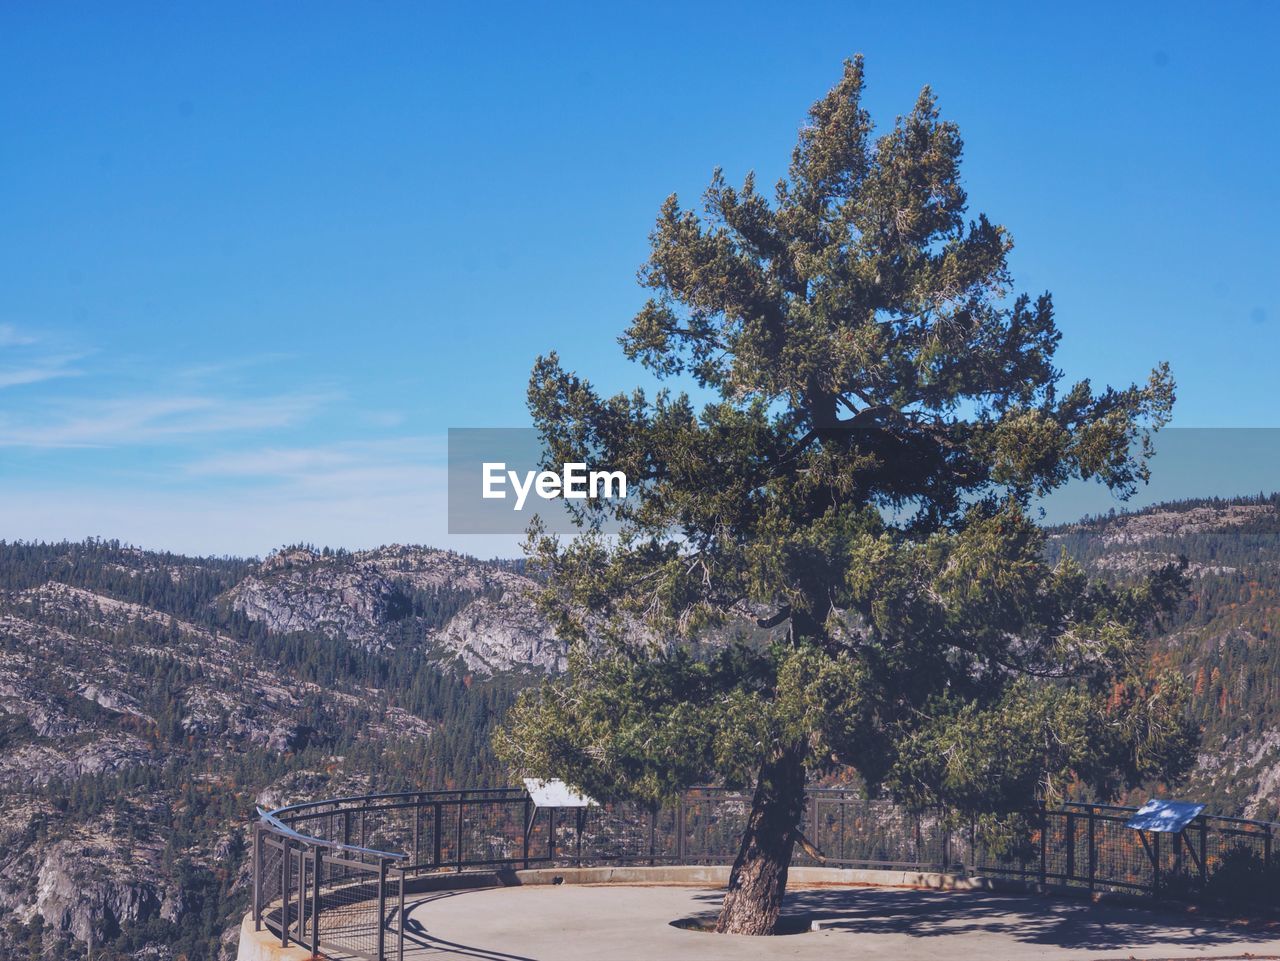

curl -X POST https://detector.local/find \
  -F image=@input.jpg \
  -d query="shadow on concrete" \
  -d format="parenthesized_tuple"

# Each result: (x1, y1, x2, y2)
(687, 887, 1276, 952)
(399, 890, 538, 961)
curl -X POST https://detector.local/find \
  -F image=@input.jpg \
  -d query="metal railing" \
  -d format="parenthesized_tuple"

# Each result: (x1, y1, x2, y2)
(252, 787, 1278, 960)
(972, 801, 1276, 896)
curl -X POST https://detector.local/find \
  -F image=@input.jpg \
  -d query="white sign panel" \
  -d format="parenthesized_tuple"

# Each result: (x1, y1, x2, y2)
(523, 778, 597, 808)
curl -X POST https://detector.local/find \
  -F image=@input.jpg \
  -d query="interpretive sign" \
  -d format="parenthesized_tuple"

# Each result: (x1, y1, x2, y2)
(1125, 798, 1206, 833)
(523, 778, 597, 808)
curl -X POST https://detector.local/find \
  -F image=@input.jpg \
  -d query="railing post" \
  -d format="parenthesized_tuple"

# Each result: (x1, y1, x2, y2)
(433, 801, 443, 868)
(397, 864, 406, 961)
(1152, 831, 1162, 896)
(523, 795, 532, 869)
(376, 858, 388, 961)
(1199, 818, 1207, 887)
(1038, 807, 1047, 886)
(311, 847, 322, 957)
(676, 794, 686, 864)
(280, 838, 290, 948)
(548, 806, 556, 862)
(456, 794, 465, 872)
(413, 796, 422, 871)
(840, 800, 847, 865)
(648, 806, 656, 866)
(252, 824, 261, 931)
(575, 808, 584, 867)
(1174, 825, 1184, 879)
(1087, 806, 1096, 892)
(1266, 823, 1273, 871)
(1065, 810, 1076, 882)
(297, 847, 307, 946)
(809, 794, 818, 864)
(970, 818, 977, 875)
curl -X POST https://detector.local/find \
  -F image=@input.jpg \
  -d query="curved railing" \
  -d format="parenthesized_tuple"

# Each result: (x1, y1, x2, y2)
(251, 787, 1278, 961)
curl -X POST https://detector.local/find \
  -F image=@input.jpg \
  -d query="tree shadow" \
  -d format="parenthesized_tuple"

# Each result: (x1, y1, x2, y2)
(690, 887, 1278, 952)
(398, 890, 539, 961)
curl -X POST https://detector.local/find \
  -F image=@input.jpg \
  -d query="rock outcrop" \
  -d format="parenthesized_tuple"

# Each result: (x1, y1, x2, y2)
(224, 546, 568, 673)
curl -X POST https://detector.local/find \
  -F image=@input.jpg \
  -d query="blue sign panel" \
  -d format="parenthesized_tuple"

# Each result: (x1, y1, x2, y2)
(1125, 799, 1205, 833)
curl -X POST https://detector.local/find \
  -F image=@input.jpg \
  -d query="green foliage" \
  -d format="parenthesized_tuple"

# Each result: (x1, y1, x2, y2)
(1202, 845, 1280, 908)
(499, 59, 1195, 820)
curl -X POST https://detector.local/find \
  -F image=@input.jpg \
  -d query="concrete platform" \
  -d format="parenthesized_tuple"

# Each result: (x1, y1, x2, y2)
(398, 882, 1280, 961)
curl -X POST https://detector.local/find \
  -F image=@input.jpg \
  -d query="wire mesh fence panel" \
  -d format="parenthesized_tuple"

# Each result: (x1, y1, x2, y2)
(1093, 813, 1153, 891)
(947, 819, 973, 870)
(810, 798, 932, 867)
(575, 802, 652, 864)
(256, 834, 285, 932)
(682, 792, 749, 863)
(1200, 821, 1270, 890)
(315, 857, 384, 961)
(971, 819, 1038, 882)
(550, 804, 587, 865)
(1043, 811, 1073, 885)
(914, 808, 952, 867)
(459, 795, 525, 865)
(364, 804, 409, 859)
(436, 799, 462, 868)
(276, 843, 298, 943)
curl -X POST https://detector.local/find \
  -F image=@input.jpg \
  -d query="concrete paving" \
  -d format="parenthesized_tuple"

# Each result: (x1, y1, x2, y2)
(396, 883, 1280, 961)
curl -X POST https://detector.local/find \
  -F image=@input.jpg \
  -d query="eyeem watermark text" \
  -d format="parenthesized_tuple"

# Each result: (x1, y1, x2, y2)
(449, 428, 634, 534)
(482, 462, 627, 511)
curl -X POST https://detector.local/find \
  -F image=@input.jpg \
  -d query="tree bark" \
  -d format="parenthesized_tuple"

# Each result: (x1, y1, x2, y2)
(715, 743, 807, 935)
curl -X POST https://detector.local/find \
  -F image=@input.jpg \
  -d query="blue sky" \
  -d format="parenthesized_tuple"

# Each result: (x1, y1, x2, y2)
(1, 1, 1277, 556)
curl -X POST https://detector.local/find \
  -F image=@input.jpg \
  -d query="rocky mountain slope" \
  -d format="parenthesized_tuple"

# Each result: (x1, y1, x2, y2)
(1047, 495, 1280, 819)
(3, 498, 1280, 959)
(222, 545, 566, 672)
(0, 541, 546, 961)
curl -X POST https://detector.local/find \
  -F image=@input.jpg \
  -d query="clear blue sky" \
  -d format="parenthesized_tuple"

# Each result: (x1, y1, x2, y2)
(1, 1, 1277, 556)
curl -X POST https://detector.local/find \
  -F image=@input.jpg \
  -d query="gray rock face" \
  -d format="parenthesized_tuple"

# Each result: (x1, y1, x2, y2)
(226, 561, 403, 643)
(225, 546, 568, 674)
(0, 798, 178, 951)
(436, 591, 568, 673)
(34, 838, 166, 944)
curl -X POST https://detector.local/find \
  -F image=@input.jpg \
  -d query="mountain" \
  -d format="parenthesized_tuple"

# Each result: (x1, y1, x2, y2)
(2, 496, 1280, 958)
(1046, 494, 1280, 820)
(0, 541, 554, 961)
(221, 544, 567, 673)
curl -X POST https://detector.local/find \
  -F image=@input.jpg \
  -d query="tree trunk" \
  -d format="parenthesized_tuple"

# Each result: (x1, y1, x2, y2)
(715, 743, 807, 935)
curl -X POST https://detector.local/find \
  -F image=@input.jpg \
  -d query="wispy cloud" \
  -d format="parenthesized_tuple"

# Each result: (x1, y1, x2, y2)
(0, 357, 84, 388)
(0, 391, 331, 448)
(0, 324, 38, 348)
(173, 352, 297, 382)
(183, 439, 447, 508)
(186, 437, 444, 477)
(0, 323, 85, 388)
(0, 475, 519, 558)
(0, 435, 473, 556)
(0, 335, 487, 555)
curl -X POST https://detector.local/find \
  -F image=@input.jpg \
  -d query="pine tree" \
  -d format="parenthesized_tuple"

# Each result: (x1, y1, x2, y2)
(497, 57, 1197, 934)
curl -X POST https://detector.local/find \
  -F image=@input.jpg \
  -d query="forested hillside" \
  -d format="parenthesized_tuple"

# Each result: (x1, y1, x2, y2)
(0, 541, 545, 961)
(1046, 494, 1280, 820)
(2, 497, 1279, 959)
